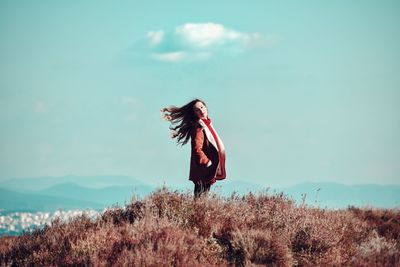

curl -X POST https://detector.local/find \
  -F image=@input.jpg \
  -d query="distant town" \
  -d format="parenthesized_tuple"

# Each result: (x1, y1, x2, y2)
(0, 209, 101, 236)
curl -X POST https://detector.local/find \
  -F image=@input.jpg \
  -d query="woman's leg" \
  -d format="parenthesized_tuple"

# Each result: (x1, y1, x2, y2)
(194, 181, 212, 199)
(194, 182, 202, 199)
(203, 182, 211, 194)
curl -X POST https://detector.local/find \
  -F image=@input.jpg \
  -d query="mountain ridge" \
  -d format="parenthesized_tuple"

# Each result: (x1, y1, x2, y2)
(38, 182, 153, 206)
(1, 176, 399, 210)
(0, 175, 151, 192)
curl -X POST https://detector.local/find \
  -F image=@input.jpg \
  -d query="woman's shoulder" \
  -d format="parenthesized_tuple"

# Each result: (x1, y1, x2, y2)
(191, 120, 202, 128)
(190, 121, 203, 134)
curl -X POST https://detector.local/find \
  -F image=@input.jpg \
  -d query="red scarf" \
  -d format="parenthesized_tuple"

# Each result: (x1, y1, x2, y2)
(202, 118, 220, 186)
(201, 117, 223, 185)
(201, 118, 220, 151)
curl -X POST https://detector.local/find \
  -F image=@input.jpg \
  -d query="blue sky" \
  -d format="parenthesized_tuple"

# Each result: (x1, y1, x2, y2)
(0, 1, 399, 187)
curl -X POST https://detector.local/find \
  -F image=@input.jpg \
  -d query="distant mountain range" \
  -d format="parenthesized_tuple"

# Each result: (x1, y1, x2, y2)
(0, 175, 399, 212)
(0, 175, 146, 192)
(39, 182, 153, 206)
(0, 175, 153, 212)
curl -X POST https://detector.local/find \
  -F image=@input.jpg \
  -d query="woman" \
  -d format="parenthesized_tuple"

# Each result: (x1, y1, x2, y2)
(161, 99, 226, 198)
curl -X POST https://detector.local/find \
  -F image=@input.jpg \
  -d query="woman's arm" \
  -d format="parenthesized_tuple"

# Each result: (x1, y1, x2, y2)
(192, 127, 211, 165)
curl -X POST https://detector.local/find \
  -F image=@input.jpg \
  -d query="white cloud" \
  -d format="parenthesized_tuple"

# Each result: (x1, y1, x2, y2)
(150, 51, 187, 62)
(175, 23, 260, 49)
(150, 51, 212, 63)
(175, 23, 226, 48)
(147, 30, 164, 46)
(142, 22, 265, 63)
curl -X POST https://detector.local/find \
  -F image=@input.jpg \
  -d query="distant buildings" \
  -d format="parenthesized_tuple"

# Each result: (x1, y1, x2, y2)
(0, 210, 101, 235)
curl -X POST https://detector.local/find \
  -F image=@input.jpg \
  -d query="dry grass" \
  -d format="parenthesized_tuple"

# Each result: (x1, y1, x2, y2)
(1, 187, 399, 266)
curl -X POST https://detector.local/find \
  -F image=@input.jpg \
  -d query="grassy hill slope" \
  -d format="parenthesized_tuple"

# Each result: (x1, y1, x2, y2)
(0, 188, 399, 266)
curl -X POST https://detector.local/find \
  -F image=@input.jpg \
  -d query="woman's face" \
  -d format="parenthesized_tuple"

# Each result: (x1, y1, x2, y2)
(193, 101, 208, 119)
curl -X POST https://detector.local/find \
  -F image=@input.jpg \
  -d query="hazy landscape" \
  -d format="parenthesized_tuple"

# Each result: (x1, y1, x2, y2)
(1, 175, 399, 213)
(1, 175, 399, 238)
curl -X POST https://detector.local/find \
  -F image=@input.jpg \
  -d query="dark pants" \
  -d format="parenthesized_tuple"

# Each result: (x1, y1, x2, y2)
(194, 182, 212, 199)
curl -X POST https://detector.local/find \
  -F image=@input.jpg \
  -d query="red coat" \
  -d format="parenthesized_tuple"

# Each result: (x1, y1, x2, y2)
(189, 119, 226, 184)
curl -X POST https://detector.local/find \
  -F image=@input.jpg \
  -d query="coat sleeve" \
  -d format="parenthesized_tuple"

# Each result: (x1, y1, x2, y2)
(192, 126, 210, 165)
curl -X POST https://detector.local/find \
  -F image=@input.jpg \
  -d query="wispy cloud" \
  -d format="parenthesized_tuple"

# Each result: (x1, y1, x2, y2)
(147, 31, 164, 46)
(174, 23, 259, 49)
(150, 51, 187, 62)
(129, 22, 274, 63)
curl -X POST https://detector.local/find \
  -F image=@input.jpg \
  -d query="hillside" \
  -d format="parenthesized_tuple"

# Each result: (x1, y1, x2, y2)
(0, 188, 399, 266)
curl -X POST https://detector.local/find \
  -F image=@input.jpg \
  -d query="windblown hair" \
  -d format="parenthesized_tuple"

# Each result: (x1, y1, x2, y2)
(161, 99, 206, 146)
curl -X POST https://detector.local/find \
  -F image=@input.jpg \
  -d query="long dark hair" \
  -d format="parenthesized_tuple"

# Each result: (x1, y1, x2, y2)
(161, 98, 206, 145)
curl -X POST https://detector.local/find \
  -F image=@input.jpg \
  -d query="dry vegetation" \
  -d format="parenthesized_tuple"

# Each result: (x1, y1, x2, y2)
(1, 187, 399, 266)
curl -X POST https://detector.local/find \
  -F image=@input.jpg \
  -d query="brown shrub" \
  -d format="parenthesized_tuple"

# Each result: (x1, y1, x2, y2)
(349, 206, 400, 240)
(100, 201, 145, 226)
(227, 229, 293, 267)
(1, 188, 399, 266)
(349, 230, 400, 266)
